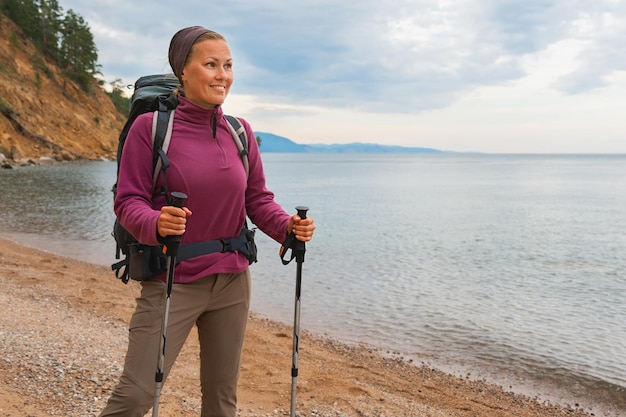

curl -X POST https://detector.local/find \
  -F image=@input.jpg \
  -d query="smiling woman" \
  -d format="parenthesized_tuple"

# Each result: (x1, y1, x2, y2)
(168, 28, 233, 107)
(98, 25, 316, 417)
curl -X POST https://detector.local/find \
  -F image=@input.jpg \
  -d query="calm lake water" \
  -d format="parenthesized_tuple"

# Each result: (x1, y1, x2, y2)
(1, 154, 624, 416)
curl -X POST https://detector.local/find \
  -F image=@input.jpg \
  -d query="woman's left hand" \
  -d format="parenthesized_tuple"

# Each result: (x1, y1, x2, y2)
(288, 215, 315, 242)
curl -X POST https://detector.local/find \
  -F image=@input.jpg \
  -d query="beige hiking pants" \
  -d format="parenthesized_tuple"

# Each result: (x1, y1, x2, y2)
(99, 270, 251, 417)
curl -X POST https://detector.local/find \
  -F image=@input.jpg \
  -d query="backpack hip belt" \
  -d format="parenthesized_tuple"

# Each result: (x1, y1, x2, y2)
(177, 225, 256, 263)
(112, 225, 257, 284)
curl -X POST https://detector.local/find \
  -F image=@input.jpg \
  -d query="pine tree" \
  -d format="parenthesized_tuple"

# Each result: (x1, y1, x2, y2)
(106, 78, 131, 115)
(37, 0, 62, 60)
(2, 0, 39, 39)
(59, 9, 99, 91)
(2, 3, 103, 93)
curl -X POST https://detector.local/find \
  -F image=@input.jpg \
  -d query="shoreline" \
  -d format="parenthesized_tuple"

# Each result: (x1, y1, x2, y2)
(0, 236, 620, 416)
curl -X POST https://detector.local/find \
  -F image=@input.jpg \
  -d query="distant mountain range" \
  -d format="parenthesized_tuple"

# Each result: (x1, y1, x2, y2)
(255, 132, 445, 153)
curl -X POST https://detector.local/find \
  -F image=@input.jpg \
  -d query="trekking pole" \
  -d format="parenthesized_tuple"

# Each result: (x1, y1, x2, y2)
(279, 206, 309, 417)
(153, 191, 187, 417)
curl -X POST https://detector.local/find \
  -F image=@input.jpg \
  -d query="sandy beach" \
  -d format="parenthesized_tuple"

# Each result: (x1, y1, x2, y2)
(0, 236, 602, 417)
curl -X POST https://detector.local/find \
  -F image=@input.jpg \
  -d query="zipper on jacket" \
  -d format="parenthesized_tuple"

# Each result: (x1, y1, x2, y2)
(212, 111, 228, 167)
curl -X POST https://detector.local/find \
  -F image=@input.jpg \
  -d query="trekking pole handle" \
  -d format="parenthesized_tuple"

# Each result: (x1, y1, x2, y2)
(296, 206, 308, 221)
(164, 192, 187, 256)
(294, 206, 308, 263)
(170, 191, 187, 209)
(279, 206, 309, 265)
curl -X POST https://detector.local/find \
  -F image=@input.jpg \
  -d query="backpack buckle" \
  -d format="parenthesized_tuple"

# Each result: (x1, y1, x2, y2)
(220, 238, 233, 252)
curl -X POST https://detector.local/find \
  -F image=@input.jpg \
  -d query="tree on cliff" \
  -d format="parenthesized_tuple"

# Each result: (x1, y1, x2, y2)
(1, 0, 39, 41)
(105, 78, 131, 115)
(1, 0, 99, 92)
(58, 9, 99, 91)
(38, 0, 62, 60)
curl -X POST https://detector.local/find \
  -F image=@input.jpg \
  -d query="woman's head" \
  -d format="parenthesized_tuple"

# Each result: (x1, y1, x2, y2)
(168, 26, 232, 108)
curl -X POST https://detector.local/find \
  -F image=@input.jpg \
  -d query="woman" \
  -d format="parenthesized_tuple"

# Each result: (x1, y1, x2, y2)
(99, 26, 315, 417)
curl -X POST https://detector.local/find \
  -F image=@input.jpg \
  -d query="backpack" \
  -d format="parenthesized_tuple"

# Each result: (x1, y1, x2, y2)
(111, 74, 256, 284)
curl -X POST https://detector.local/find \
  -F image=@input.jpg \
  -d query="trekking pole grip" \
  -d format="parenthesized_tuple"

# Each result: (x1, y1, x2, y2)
(170, 191, 187, 209)
(294, 206, 308, 262)
(165, 191, 187, 256)
(296, 206, 308, 221)
(279, 206, 309, 265)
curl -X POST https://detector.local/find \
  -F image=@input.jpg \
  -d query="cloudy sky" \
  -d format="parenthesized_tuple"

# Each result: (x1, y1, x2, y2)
(59, 0, 625, 153)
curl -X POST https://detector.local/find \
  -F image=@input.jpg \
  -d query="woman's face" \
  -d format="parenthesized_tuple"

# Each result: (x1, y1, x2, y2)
(181, 39, 233, 108)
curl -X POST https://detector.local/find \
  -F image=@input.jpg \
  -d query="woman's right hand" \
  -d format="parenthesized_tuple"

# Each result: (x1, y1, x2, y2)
(157, 206, 192, 238)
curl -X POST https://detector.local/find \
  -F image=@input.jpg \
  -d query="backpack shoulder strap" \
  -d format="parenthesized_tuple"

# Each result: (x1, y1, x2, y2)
(224, 115, 249, 179)
(149, 112, 248, 187)
(152, 108, 175, 187)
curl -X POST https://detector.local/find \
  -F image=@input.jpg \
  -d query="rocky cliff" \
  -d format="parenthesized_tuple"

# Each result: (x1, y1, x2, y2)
(0, 14, 124, 165)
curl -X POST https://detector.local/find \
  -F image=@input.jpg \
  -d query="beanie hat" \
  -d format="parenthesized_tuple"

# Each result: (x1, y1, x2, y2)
(168, 26, 212, 83)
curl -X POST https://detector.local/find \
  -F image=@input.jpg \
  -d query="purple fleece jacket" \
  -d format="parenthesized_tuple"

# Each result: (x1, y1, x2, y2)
(114, 96, 291, 283)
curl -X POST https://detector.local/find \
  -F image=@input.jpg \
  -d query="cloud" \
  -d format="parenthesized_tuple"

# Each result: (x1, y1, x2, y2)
(555, 4, 626, 94)
(59, 0, 626, 114)
(486, 0, 567, 53)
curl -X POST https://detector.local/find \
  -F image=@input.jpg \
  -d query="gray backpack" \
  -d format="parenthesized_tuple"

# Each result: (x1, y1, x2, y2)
(111, 74, 255, 283)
